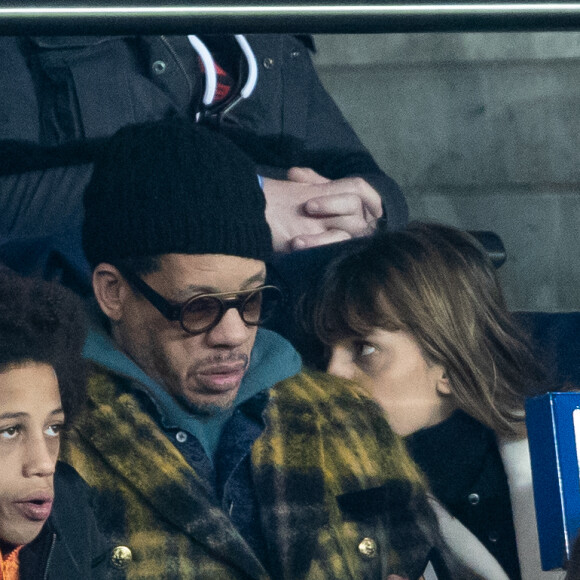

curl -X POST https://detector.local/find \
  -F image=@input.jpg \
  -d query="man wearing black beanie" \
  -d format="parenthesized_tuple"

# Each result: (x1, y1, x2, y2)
(60, 118, 446, 580)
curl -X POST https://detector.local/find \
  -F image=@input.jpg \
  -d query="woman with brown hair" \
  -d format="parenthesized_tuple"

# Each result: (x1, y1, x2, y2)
(311, 222, 560, 580)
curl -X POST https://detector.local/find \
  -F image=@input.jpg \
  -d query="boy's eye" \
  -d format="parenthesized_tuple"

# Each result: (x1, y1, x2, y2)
(45, 424, 63, 438)
(0, 426, 20, 439)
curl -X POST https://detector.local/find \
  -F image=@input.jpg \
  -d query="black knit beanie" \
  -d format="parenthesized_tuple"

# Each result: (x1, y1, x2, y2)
(82, 118, 272, 268)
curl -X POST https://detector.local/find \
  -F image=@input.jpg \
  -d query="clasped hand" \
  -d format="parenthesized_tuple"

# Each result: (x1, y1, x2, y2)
(263, 167, 383, 253)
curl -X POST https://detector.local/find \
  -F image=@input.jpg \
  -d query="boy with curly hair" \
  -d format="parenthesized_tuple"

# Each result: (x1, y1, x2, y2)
(0, 268, 116, 579)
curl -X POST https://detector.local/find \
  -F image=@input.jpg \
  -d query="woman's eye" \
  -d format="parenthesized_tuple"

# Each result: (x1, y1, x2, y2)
(356, 343, 377, 357)
(45, 424, 63, 438)
(0, 426, 20, 439)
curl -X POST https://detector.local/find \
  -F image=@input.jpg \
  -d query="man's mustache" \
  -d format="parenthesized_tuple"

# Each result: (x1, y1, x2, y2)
(190, 352, 250, 374)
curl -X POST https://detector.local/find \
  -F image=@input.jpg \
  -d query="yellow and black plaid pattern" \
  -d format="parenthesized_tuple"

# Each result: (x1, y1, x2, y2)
(61, 368, 434, 579)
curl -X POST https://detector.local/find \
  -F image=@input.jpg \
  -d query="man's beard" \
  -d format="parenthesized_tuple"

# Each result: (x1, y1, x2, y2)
(176, 352, 250, 417)
(175, 393, 237, 417)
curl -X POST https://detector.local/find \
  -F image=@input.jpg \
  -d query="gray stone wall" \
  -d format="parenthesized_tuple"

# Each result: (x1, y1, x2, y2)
(312, 33, 580, 312)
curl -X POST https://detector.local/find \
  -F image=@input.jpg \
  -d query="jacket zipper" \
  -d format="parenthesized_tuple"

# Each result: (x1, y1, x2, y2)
(159, 35, 194, 102)
(219, 94, 245, 120)
(43, 533, 57, 580)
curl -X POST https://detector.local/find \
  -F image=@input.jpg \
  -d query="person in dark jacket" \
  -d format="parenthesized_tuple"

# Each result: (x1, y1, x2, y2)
(0, 34, 406, 281)
(59, 118, 452, 579)
(0, 268, 118, 579)
(311, 222, 558, 580)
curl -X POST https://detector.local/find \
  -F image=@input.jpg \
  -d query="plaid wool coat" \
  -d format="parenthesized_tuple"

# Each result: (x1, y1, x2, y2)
(61, 367, 437, 580)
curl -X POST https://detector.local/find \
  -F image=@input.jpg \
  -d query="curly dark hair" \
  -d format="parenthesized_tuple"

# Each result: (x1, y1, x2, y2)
(0, 267, 88, 423)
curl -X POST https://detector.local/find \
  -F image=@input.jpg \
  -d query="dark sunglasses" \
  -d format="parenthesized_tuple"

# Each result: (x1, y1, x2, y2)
(120, 268, 282, 336)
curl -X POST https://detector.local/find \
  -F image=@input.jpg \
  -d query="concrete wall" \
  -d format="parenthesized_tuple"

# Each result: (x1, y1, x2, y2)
(312, 33, 580, 312)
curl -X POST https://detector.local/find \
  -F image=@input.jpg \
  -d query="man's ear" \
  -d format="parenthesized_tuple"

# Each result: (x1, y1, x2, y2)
(92, 263, 129, 322)
(435, 368, 452, 396)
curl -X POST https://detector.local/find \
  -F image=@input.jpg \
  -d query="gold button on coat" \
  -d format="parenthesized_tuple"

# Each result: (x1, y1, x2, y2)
(358, 537, 378, 558)
(111, 545, 133, 569)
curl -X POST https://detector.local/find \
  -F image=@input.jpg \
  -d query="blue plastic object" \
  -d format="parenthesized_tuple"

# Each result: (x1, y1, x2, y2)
(526, 392, 580, 570)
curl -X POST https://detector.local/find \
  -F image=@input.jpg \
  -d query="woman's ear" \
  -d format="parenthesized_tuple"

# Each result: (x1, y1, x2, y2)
(435, 369, 452, 396)
(92, 263, 129, 322)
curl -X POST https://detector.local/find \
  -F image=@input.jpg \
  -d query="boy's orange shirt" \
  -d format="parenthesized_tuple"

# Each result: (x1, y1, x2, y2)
(0, 546, 22, 580)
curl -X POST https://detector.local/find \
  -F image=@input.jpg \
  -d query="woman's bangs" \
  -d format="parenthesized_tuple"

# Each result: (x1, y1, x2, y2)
(316, 271, 403, 343)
